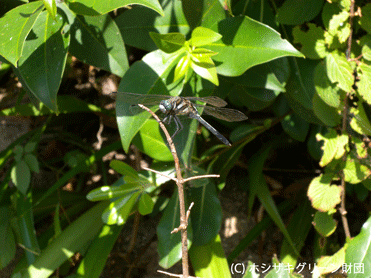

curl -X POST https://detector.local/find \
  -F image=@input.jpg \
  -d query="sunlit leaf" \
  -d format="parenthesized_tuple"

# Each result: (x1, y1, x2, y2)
(207, 16, 304, 76)
(11, 161, 31, 195)
(189, 27, 222, 47)
(307, 174, 342, 212)
(150, 32, 186, 53)
(0, 1, 44, 66)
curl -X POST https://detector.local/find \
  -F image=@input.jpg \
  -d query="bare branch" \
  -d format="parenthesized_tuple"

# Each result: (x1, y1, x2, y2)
(138, 104, 189, 277)
(141, 166, 177, 182)
(183, 174, 220, 183)
(157, 270, 200, 278)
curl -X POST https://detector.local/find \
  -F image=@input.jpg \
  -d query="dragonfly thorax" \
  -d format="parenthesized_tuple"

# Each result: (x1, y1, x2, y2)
(159, 100, 173, 114)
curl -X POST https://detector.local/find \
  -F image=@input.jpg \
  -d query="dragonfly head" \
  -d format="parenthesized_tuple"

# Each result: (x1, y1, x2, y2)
(159, 100, 172, 114)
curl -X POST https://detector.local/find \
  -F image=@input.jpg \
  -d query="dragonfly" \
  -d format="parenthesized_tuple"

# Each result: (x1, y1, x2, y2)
(119, 92, 248, 146)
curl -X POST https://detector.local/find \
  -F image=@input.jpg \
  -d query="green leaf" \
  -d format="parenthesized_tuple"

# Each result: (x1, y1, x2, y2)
(158, 191, 192, 268)
(109, 160, 137, 177)
(182, 0, 226, 30)
(150, 32, 186, 53)
(19, 202, 107, 278)
(362, 178, 371, 191)
(307, 174, 342, 212)
(13, 145, 24, 155)
(24, 154, 40, 173)
(174, 55, 191, 82)
(209, 141, 249, 180)
(0, 206, 16, 269)
(189, 235, 231, 278)
(316, 129, 348, 167)
(138, 193, 154, 215)
(115, 1, 189, 52)
(313, 211, 337, 237)
(103, 192, 140, 225)
(226, 58, 289, 93)
(312, 92, 341, 127)
(280, 200, 313, 271)
(314, 62, 341, 107)
(255, 175, 300, 258)
(15, 192, 39, 264)
(116, 50, 183, 152)
(207, 16, 304, 76)
(360, 35, 371, 61)
(189, 27, 222, 47)
(11, 160, 31, 195)
(359, 3, 371, 33)
(15, 11, 70, 111)
(322, 2, 341, 30)
(64, 151, 89, 170)
(276, 0, 324, 25)
(67, 0, 164, 16)
(133, 119, 173, 161)
(292, 23, 327, 59)
(317, 246, 346, 275)
(188, 180, 222, 246)
(357, 61, 371, 105)
(87, 183, 142, 202)
(190, 56, 219, 86)
(76, 224, 123, 278)
(248, 145, 298, 255)
(191, 48, 218, 56)
(61, 6, 128, 77)
(345, 216, 371, 277)
(343, 158, 371, 184)
(352, 137, 368, 160)
(328, 10, 350, 44)
(325, 51, 353, 92)
(191, 52, 216, 66)
(307, 125, 325, 160)
(287, 59, 316, 110)
(285, 59, 324, 125)
(281, 113, 310, 142)
(24, 141, 37, 153)
(42, 0, 56, 20)
(349, 106, 371, 136)
(0, 1, 44, 66)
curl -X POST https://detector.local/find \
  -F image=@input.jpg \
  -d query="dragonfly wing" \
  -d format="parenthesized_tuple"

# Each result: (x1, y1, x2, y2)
(118, 92, 170, 105)
(128, 104, 157, 115)
(202, 106, 248, 122)
(186, 96, 228, 107)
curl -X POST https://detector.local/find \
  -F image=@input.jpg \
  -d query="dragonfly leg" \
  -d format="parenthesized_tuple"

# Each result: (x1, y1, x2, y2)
(163, 114, 176, 127)
(162, 115, 170, 124)
(171, 115, 183, 139)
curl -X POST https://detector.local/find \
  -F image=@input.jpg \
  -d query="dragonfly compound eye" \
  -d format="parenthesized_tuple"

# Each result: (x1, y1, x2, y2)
(159, 100, 172, 113)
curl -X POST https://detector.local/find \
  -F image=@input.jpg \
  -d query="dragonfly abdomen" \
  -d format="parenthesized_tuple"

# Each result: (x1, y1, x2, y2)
(191, 114, 231, 146)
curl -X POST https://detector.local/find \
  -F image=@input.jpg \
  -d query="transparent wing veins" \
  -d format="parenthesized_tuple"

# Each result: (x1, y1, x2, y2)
(202, 106, 248, 122)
